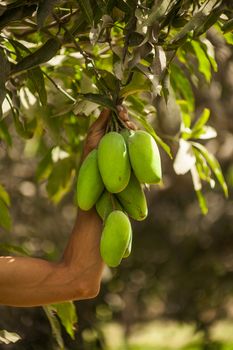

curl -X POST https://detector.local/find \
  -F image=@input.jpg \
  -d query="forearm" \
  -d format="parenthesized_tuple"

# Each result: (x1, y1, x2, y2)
(0, 208, 104, 307)
(62, 208, 104, 282)
(0, 109, 110, 307)
(0, 257, 70, 307)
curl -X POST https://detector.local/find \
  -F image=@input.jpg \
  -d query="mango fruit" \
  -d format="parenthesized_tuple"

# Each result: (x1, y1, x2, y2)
(128, 130, 162, 184)
(116, 173, 148, 221)
(100, 210, 132, 267)
(96, 191, 122, 221)
(76, 149, 104, 210)
(97, 132, 131, 193)
(123, 230, 132, 258)
(120, 128, 131, 142)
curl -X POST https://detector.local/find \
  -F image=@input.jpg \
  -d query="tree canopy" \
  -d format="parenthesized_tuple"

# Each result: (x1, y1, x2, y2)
(0, 0, 232, 347)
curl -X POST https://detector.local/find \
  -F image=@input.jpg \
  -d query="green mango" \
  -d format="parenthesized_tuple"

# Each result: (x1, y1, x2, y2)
(128, 130, 162, 184)
(96, 191, 122, 221)
(76, 149, 104, 210)
(97, 132, 131, 193)
(100, 210, 132, 267)
(123, 230, 132, 258)
(116, 173, 148, 221)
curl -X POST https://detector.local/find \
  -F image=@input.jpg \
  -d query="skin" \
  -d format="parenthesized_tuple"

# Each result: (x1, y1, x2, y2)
(0, 105, 135, 307)
(0, 108, 111, 307)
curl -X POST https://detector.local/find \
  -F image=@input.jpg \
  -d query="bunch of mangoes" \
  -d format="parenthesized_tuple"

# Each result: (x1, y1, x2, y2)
(76, 128, 162, 267)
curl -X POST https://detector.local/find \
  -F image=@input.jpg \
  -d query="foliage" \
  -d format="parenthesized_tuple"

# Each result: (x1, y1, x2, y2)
(0, 0, 232, 347)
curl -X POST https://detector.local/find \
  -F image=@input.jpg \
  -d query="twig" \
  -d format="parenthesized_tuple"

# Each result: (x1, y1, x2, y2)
(122, 7, 137, 63)
(13, 9, 79, 38)
(52, 12, 110, 96)
(42, 70, 76, 102)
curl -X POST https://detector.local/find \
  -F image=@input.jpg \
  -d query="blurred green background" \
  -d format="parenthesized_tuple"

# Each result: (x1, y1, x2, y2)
(0, 0, 233, 348)
(0, 29, 232, 350)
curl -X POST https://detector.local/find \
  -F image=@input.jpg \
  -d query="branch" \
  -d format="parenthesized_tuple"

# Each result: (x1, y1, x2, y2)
(42, 71, 76, 103)
(52, 12, 110, 96)
(12, 9, 79, 38)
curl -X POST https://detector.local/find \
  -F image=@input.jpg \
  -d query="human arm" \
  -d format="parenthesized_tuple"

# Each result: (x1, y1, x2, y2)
(0, 109, 111, 307)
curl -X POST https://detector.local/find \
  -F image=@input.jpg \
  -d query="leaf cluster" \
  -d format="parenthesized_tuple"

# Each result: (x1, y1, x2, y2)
(0, 0, 232, 346)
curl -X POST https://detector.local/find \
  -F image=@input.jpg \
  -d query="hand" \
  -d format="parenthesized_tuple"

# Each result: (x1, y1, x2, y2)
(117, 105, 137, 130)
(82, 108, 111, 160)
(82, 105, 137, 161)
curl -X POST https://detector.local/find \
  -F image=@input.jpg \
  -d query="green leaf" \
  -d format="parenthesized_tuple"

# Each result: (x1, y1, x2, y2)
(7, 38, 30, 59)
(46, 158, 74, 203)
(43, 306, 64, 349)
(170, 64, 194, 112)
(51, 302, 78, 339)
(98, 70, 120, 95)
(76, 93, 117, 112)
(0, 184, 10, 206)
(193, 6, 223, 37)
(0, 49, 10, 116)
(222, 18, 233, 34)
(115, 0, 133, 14)
(191, 126, 217, 140)
(12, 109, 33, 139)
(146, 0, 171, 26)
(0, 120, 12, 146)
(170, 11, 207, 44)
(0, 243, 30, 256)
(202, 39, 218, 73)
(77, 0, 93, 25)
(11, 38, 60, 74)
(0, 198, 12, 231)
(35, 150, 53, 181)
(191, 40, 212, 83)
(196, 189, 208, 215)
(224, 32, 233, 45)
(120, 72, 151, 98)
(189, 164, 208, 214)
(176, 100, 192, 130)
(73, 100, 98, 116)
(36, 0, 58, 29)
(192, 108, 210, 132)
(194, 150, 212, 183)
(192, 142, 228, 197)
(0, 5, 36, 31)
(28, 68, 47, 106)
(120, 82, 151, 98)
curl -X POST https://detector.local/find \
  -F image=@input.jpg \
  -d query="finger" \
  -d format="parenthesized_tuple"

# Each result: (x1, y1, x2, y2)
(82, 109, 111, 159)
(126, 121, 137, 130)
(117, 105, 129, 122)
(89, 108, 111, 132)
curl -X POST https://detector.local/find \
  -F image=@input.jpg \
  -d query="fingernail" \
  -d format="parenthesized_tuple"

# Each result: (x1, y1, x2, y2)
(126, 121, 137, 130)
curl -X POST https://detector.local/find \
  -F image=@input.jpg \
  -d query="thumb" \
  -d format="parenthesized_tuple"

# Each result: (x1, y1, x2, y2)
(89, 108, 111, 134)
(82, 108, 111, 159)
